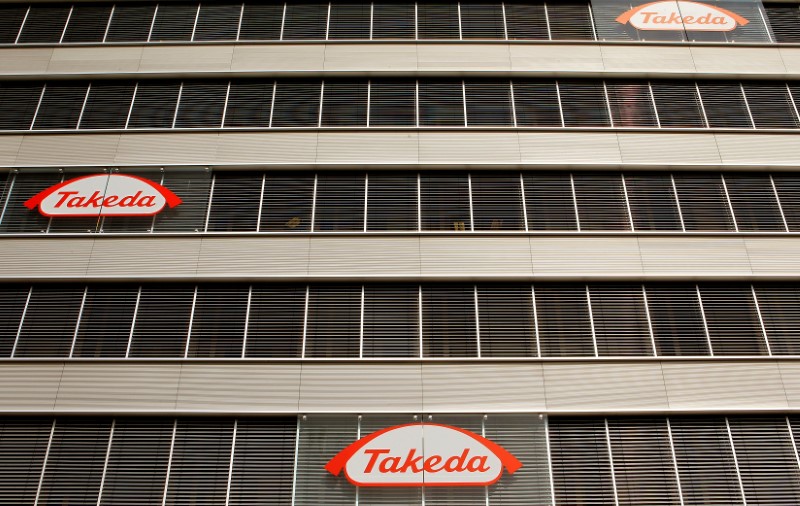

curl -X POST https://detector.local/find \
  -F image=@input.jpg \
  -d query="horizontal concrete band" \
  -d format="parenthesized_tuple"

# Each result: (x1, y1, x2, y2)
(1, 43, 800, 79)
(1, 131, 800, 169)
(2, 359, 798, 415)
(1, 235, 799, 281)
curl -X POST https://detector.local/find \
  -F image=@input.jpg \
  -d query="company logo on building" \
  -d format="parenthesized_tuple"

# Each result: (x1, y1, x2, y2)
(616, 0, 749, 31)
(325, 423, 522, 487)
(25, 174, 182, 217)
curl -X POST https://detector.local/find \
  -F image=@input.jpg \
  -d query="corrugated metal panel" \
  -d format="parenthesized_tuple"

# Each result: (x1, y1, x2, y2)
(197, 237, 309, 277)
(689, 46, 786, 74)
(177, 363, 301, 412)
(115, 133, 221, 165)
(543, 362, 668, 410)
(0, 47, 52, 73)
(744, 237, 800, 274)
(138, 45, 234, 72)
(323, 44, 418, 71)
(617, 133, 722, 165)
(530, 237, 643, 275)
(47, 46, 143, 74)
(638, 237, 751, 275)
(0, 362, 62, 410)
(307, 237, 421, 276)
(418, 132, 521, 164)
(87, 238, 201, 277)
(420, 237, 534, 276)
(518, 132, 622, 165)
(0, 239, 93, 279)
(417, 44, 512, 70)
(0, 136, 22, 166)
(299, 363, 422, 412)
(780, 46, 800, 74)
(216, 132, 319, 164)
(56, 363, 180, 411)
(16, 134, 120, 166)
(316, 132, 419, 164)
(717, 134, 800, 167)
(661, 361, 789, 410)
(509, 44, 604, 72)
(778, 362, 800, 408)
(231, 44, 326, 71)
(600, 45, 694, 73)
(421, 363, 545, 412)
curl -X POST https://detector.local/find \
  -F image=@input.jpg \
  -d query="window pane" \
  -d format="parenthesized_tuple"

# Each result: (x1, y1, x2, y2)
(283, 2, 328, 39)
(0, 286, 28, 357)
(589, 284, 652, 356)
(418, 81, 464, 126)
(62, 4, 113, 42)
(505, 2, 548, 40)
(559, 80, 610, 127)
(363, 285, 419, 357)
(471, 173, 524, 230)
(150, 3, 197, 41)
(756, 285, 800, 355)
(673, 174, 735, 231)
(225, 81, 272, 127)
(422, 285, 477, 357)
(128, 81, 181, 129)
(535, 284, 594, 357)
(724, 173, 785, 231)
(460, 2, 504, 39)
(321, 81, 368, 126)
(15, 285, 83, 358)
(366, 173, 418, 231)
(0, 83, 43, 130)
(239, 2, 282, 40)
(742, 83, 799, 129)
(206, 172, 262, 232)
(513, 80, 561, 126)
(478, 285, 536, 357)
(0, 172, 61, 233)
(625, 174, 682, 231)
(328, 2, 370, 39)
(260, 174, 314, 232)
(165, 420, 234, 505)
(18, 5, 70, 43)
(548, 2, 595, 40)
(73, 285, 138, 358)
(550, 418, 615, 504)
(102, 171, 163, 232)
(573, 173, 630, 230)
(151, 170, 213, 232)
(0, 5, 26, 44)
(524, 173, 578, 230)
(105, 4, 156, 42)
(369, 80, 416, 126)
(305, 285, 361, 358)
(187, 285, 248, 358)
(464, 81, 513, 126)
(246, 285, 305, 357)
(271, 81, 321, 127)
(773, 174, 800, 232)
(129, 285, 193, 357)
(372, 1, 415, 38)
(175, 81, 227, 128)
(79, 82, 135, 130)
(606, 81, 657, 127)
(651, 81, 706, 128)
(646, 284, 709, 356)
(700, 284, 767, 356)
(33, 83, 88, 130)
(0, 418, 51, 505)
(418, 1, 459, 39)
(698, 82, 752, 128)
(194, 3, 240, 41)
(313, 174, 365, 231)
(420, 173, 471, 231)
(766, 5, 800, 43)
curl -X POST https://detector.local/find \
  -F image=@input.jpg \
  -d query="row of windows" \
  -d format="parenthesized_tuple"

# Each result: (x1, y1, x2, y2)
(2, 414, 800, 505)
(4, 170, 800, 234)
(1, 282, 799, 359)
(0, 0, 782, 45)
(3, 79, 800, 130)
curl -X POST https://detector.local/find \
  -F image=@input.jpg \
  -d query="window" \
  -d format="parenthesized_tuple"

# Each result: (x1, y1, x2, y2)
(368, 80, 416, 126)
(363, 285, 419, 357)
(572, 173, 630, 230)
(149, 3, 197, 41)
(372, 1, 415, 38)
(72, 285, 138, 358)
(0, 172, 61, 233)
(239, 2, 283, 40)
(724, 173, 785, 231)
(79, 82, 136, 130)
(174, 81, 228, 128)
(328, 1, 370, 39)
(165, 420, 234, 505)
(422, 285, 478, 357)
(700, 285, 767, 356)
(127, 81, 181, 129)
(478, 285, 536, 357)
(105, 4, 156, 42)
(651, 81, 706, 128)
(698, 82, 753, 128)
(282, 2, 328, 40)
(0, 286, 27, 357)
(559, 80, 610, 127)
(14, 285, 84, 358)
(128, 285, 193, 358)
(225, 81, 273, 127)
(753, 285, 800, 355)
(186, 285, 248, 358)
(0, 5, 26, 44)
(417, 1, 459, 39)
(673, 174, 735, 231)
(470, 173, 525, 230)
(549, 418, 615, 504)
(246, 285, 305, 357)
(606, 81, 657, 127)
(260, 174, 314, 232)
(460, 2, 505, 39)
(418, 81, 464, 126)
(464, 81, 513, 126)
(535, 284, 594, 357)
(206, 172, 262, 232)
(646, 284, 709, 356)
(152, 170, 213, 232)
(625, 174, 682, 231)
(62, 4, 113, 43)
(17, 5, 70, 43)
(773, 174, 800, 232)
(420, 173, 471, 231)
(589, 284, 652, 356)
(320, 81, 368, 126)
(305, 285, 361, 358)
(313, 174, 366, 231)
(505, 2, 548, 40)
(524, 173, 578, 230)
(271, 81, 321, 127)
(513, 80, 562, 127)
(193, 3, 241, 41)
(32, 83, 88, 130)
(0, 83, 42, 130)
(547, 1, 595, 40)
(366, 173, 418, 231)
(742, 83, 799, 129)
(0, 418, 51, 505)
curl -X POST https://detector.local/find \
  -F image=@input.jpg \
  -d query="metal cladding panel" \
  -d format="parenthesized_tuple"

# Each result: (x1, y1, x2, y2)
(323, 44, 418, 71)
(47, 46, 143, 74)
(529, 237, 643, 275)
(779, 46, 800, 74)
(715, 134, 800, 166)
(638, 237, 752, 275)
(518, 132, 622, 165)
(509, 44, 604, 72)
(417, 44, 512, 70)
(17, 134, 121, 166)
(55, 362, 180, 411)
(298, 363, 423, 412)
(690, 46, 787, 75)
(778, 362, 800, 408)
(421, 362, 545, 411)
(420, 237, 534, 276)
(308, 237, 421, 277)
(0, 47, 52, 74)
(418, 132, 521, 164)
(231, 45, 326, 72)
(115, 133, 221, 165)
(316, 132, 419, 164)
(599, 45, 695, 74)
(197, 237, 311, 277)
(0, 362, 61, 410)
(138, 45, 233, 72)
(0, 239, 93, 278)
(177, 363, 301, 412)
(661, 361, 789, 410)
(216, 132, 319, 165)
(0, 136, 23, 166)
(87, 238, 201, 277)
(744, 237, 800, 274)
(617, 133, 722, 165)
(542, 362, 669, 411)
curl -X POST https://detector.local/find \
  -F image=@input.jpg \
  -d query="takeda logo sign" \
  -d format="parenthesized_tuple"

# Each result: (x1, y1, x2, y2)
(325, 423, 522, 487)
(25, 174, 182, 217)
(617, 0, 749, 31)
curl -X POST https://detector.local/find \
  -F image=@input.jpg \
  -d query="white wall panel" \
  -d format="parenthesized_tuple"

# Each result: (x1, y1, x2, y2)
(316, 132, 418, 165)
(138, 45, 233, 73)
(744, 237, 800, 274)
(0, 47, 52, 74)
(48, 46, 143, 74)
(417, 44, 512, 71)
(0, 362, 61, 411)
(529, 236, 643, 275)
(17, 134, 121, 167)
(115, 133, 221, 165)
(308, 237, 421, 277)
(0, 238, 93, 279)
(600, 45, 695, 74)
(638, 236, 752, 276)
(518, 132, 622, 165)
(299, 363, 423, 412)
(715, 134, 800, 167)
(618, 132, 722, 166)
(323, 44, 418, 71)
(0, 136, 23, 166)
(509, 44, 604, 73)
(87, 238, 202, 278)
(197, 236, 311, 277)
(690, 46, 786, 75)
(216, 132, 318, 165)
(778, 362, 800, 409)
(418, 132, 520, 164)
(420, 236, 534, 276)
(231, 44, 325, 72)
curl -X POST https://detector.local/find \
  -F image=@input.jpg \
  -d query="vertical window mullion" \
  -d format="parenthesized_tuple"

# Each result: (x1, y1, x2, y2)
(366, 80, 371, 127)
(417, 172, 422, 231)
(602, 81, 614, 127)
(150, 170, 165, 233)
(224, 419, 237, 506)
(147, 4, 159, 41)
(76, 83, 92, 130)
(96, 419, 115, 506)
(242, 285, 252, 358)
(620, 174, 634, 231)
(586, 285, 598, 357)
(604, 418, 620, 506)
(172, 82, 184, 129)
(11, 286, 32, 358)
(648, 81, 661, 128)
(160, 419, 178, 506)
(310, 174, 318, 232)
(457, 1, 463, 40)
(519, 173, 529, 231)
(695, 82, 710, 128)
(325, 2, 331, 40)
(0, 171, 17, 226)
(787, 83, 800, 126)
(696, 285, 715, 357)
(59, 5, 74, 43)
(236, 2, 244, 41)
(720, 174, 740, 232)
(555, 80, 565, 127)
(474, 285, 481, 358)
(544, 416, 556, 505)
(256, 173, 266, 232)
(301, 286, 310, 358)
(770, 174, 790, 232)
(670, 174, 687, 232)
(30, 84, 47, 131)
(501, 1, 508, 40)
(462, 80, 468, 127)
(124, 83, 138, 129)
(290, 418, 301, 506)
(69, 286, 89, 358)
(665, 418, 687, 506)
(642, 285, 657, 356)
(125, 286, 142, 358)
(570, 173, 581, 231)
(531, 285, 541, 357)
(415, 80, 420, 127)
(467, 172, 475, 231)
(751, 285, 772, 356)
(183, 286, 199, 358)
(786, 417, 800, 478)
(740, 83, 756, 129)
(15, 6, 30, 44)
(414, 1, 418, 40)
(204, 173, 216, 232)
(359, 286, 365, 358)
(363, 173, 369, 232)
(418, 285, 423, 358)
(587, 2, 598, 40)
(45, 173, 66, 234)
(220, 81, 231, 128)
(510, 80, 518, 127)
(725, 417, 748, 506)
(33, 419, 56, 506)
(369, 1, 374, 40)
(103, 5, 115, 43)
(269, 80, 277, 128)
(318, 81, 325, 127)
(543, 2, 552, 40)
(190, 3, 201, 41)
(280, 2, 286, 40)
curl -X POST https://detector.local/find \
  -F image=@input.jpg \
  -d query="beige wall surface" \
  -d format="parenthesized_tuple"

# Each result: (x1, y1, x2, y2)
(0, 359, 796, 415)
(0, 43, 798, 79)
